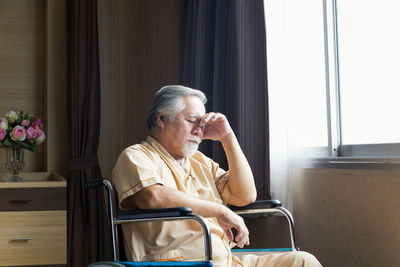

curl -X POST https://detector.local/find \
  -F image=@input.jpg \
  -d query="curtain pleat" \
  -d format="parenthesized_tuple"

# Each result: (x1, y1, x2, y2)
(67, 0, 112, 266)
(179, 0, 271, 199)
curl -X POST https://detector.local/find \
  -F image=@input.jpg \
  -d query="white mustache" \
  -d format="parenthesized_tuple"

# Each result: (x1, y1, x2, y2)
(186, 136, 201, 144)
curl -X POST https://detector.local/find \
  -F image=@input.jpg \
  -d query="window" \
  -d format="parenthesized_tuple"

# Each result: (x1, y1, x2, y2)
(265, 0, 400, 157)
(337, 0, 400, 145)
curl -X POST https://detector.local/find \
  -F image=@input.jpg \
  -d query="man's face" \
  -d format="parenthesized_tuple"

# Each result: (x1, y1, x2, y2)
(160, 96, 206, 159)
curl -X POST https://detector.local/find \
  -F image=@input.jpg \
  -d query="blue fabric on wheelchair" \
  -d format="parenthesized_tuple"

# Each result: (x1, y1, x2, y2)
(118, 261, 212, 266)
(231, 248, 293, 253)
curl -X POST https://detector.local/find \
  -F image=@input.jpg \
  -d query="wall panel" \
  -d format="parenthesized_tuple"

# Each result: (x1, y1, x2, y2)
(292, 167, 400, 267)
(0, 0, 68, 177)
(98, 0, 179, 178)
(0, 0, 45, 172)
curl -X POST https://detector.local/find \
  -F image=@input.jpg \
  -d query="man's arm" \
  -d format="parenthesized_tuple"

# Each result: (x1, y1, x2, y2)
(220, 132, 257, 206)
(122, 184, 250, 248)
(201, 112, 257, 206)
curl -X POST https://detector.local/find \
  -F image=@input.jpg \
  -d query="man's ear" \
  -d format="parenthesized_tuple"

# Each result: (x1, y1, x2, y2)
(156, 113, 165, 128)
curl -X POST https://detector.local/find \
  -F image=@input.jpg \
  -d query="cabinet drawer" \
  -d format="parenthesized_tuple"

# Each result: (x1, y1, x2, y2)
(0, 210, 67, 266)
(0, 187, 66, 211)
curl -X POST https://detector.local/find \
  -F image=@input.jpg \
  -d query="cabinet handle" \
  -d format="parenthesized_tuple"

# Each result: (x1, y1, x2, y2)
(10, 237, 32, 242)
(9, 200, 31, 205)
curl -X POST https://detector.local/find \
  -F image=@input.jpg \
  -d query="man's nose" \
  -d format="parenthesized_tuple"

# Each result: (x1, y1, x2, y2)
(192, 121, 204, 136)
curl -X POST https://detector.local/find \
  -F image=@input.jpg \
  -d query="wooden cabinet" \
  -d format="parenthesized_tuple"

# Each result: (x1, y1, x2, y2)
(0, 172, 67, 267)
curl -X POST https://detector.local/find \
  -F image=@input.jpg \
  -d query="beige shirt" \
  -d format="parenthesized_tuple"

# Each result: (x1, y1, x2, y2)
(111, 136, 324, 267)
(112, 136, 237, 266)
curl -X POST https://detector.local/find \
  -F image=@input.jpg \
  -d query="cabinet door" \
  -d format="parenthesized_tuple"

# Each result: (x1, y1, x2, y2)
(0, 210, 67, 266)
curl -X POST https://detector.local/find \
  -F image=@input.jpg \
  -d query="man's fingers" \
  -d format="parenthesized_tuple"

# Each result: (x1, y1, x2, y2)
(201, 112, 215, 123)
(217, 208, 250, 248)
(235, 227, 249, 248)
(236, 235, 249, 248)
(225, 228, 234, 242)
(202, 112, 225, 123)
(233, 217, 249, 248)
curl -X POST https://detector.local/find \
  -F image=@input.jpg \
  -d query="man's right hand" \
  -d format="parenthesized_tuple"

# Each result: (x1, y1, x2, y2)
(216, 205, 250, 248)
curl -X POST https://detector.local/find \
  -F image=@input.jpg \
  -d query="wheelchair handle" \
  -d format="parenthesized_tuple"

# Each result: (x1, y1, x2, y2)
(86, 179, 111, 190)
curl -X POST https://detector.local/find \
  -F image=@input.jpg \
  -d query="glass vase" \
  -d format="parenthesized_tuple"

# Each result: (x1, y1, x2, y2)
(5, 146, 25, 182)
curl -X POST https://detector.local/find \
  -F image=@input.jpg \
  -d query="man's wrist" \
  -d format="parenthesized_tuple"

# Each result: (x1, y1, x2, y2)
(216, 203, 230, 218)
(218, 131, 234, 144)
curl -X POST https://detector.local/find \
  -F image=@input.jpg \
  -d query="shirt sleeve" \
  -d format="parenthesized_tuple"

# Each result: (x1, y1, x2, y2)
(211, 161, 231, 206)
(112, 145, 164, 209)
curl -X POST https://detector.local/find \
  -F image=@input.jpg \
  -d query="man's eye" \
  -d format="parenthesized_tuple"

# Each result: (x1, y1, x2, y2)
(185, 119, 196, 124)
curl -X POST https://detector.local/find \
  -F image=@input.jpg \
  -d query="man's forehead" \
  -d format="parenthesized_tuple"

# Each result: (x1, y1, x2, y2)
(181, 96, 206, 115)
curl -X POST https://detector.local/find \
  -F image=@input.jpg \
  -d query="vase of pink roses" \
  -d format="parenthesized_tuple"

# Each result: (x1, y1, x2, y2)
(0, 110, 46, 182)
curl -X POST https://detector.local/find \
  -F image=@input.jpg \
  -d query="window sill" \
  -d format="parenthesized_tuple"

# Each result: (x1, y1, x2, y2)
(291, 156, 400, 170)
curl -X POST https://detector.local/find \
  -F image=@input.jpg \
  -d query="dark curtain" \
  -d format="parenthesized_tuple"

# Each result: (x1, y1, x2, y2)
(67, 0, 112, 266)
(179, 0, 271, 200)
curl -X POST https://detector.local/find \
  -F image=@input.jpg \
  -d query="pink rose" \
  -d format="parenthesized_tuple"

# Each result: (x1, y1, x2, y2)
(35, 132, 46, 144)
(36, 125, 43, 136)
(31, 122, 43, 136)
(10, 126, 26, 141)
(21, 119, 30, 127)
(0, 129, 6, 141)
(26, 126, 38, 140)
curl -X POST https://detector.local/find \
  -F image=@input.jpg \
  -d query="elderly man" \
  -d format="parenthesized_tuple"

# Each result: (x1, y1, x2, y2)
(112, 85, 321, 266)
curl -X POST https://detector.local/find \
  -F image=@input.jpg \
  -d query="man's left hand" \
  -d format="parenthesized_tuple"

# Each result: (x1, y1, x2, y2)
(200, 112, 233, 141)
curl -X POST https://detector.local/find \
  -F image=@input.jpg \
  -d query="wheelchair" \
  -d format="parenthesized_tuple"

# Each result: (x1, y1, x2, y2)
(86, 179, 297, 267)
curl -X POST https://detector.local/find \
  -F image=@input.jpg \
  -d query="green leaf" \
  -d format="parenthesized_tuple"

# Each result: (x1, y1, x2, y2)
(16, 141, 29, 149)
(23, 140, 37, 153)
(3, 136, 12, 146)
(15, 141, 36, 153)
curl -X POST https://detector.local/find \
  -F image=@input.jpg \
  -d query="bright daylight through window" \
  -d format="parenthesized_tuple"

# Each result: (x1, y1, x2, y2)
(337, 0, 400, 145)
(266, 0, 400, 157)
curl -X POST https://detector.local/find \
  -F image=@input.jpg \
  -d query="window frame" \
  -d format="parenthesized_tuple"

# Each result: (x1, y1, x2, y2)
(292, 0, 400, 158)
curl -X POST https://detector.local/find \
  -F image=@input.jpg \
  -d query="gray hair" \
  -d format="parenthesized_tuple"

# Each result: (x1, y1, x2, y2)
(146, 85, 207, 130)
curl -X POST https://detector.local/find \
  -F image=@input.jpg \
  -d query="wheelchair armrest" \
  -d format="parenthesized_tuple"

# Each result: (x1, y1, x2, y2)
(230, 200, 298, 251)
(117, 207, 193, 220)
(229, 200, 282, 211)
(229, 200, 283, 220)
